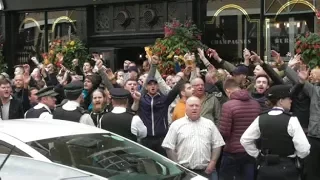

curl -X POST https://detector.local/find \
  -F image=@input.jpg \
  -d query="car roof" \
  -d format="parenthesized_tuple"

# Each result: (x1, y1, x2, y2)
(0, 119, 107, 142)
(0, 154, 107, 180)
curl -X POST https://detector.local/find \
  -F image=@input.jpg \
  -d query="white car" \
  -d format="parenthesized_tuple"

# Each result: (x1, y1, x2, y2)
(0, 154, 108, 180)
(0, 119, 207, 180)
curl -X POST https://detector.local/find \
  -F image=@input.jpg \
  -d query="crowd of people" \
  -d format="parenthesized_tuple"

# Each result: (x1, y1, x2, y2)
(0, 47, 318, 180)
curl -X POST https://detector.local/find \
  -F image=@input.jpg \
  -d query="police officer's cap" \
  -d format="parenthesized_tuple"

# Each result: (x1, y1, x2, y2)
(109, 88, 130, 99)
(266, 85, 292, 100)
(36, 86, 58, 98)
(64, 81, 84, 97)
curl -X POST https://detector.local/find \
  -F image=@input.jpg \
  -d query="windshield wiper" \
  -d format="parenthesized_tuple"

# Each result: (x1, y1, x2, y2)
(88, 146, 132, 158)
(60, 175, 92, 180)
(0, 146, 15, 171)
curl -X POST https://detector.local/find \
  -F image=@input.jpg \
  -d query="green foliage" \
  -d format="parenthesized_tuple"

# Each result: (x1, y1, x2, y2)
(295, 32, 320, 69)
(42, 35, 89, 70)
(150, 20, 207, 74)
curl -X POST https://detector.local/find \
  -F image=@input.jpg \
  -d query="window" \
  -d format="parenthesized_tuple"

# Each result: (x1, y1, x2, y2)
(27, 133, 196, 179)
(0, 140, 30, 157)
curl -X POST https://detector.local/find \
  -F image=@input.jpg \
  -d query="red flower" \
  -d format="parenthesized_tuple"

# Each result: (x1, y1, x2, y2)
(172, 20, 180, 28)
(296, 41, 301, 45)
(164, 26, 174, 37)
(296, 48, 301, 54)
(316, 10, 320, 19)
(55, 60, 62, 68)
(175, 49, 181, 55)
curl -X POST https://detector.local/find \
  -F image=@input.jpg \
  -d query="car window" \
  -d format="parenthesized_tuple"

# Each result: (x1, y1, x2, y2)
(0, 140, 30, 157)
(26, 133, 198, 179)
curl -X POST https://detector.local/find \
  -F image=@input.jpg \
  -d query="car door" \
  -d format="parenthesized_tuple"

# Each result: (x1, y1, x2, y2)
(0, 132, 51, 162)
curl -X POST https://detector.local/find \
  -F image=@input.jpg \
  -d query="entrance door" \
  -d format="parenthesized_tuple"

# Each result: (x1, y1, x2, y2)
(116, 47, 145, 69)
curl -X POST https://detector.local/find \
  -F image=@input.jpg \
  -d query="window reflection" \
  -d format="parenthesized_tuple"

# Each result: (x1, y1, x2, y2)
(16, 10, 82, 65)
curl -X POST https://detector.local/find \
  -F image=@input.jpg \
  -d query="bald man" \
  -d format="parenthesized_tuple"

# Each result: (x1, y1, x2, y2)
(162, 96, 225, 178)
(191, 78, 221, 125)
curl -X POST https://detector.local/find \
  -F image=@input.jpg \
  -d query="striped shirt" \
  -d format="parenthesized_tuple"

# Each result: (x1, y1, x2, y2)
(162, 116, 225, 169)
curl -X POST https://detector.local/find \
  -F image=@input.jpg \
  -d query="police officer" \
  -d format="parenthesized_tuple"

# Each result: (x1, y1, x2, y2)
(25, 86, 58, 119)
(53, 81, 94, 125)
(240, 85, 310, 180)
(99, 88, 147, 142)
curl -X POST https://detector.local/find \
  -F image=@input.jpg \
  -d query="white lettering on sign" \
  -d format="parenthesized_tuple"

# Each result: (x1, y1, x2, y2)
(211, 39, 252, 45)
(274, 38, 294, 44)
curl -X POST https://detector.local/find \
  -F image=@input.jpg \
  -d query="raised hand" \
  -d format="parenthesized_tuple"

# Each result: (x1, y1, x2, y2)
(96, 59, 103, 70)
(132, 91, 141, 101)
(288, 54, 301, 68)
(151, 55, 159, 65)
(72, 59, 79, 67)
(197, 48, 206, 60)
(243, 48, 251, 60)
(297, 65, 309, 81)
(271, 50, 283, 65)
(56, 53, 64, 62)
(250, 51, 263, 64)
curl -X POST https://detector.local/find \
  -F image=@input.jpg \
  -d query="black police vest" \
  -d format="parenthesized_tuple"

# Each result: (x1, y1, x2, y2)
(100, 112, 136, 142)
(258, 112, 295, 157)
(25, 107, 50, 119)
(52, 107, 85, 122)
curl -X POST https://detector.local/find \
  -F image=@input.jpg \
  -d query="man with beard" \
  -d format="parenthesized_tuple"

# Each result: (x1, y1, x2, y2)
(25, 86, 58, 119)
(53, 81, 95, 126)
(90, 89, 109, 127)
(99, 88, 147, 142)
(250, 74, 270, 111)
(172, 82, 194, 121)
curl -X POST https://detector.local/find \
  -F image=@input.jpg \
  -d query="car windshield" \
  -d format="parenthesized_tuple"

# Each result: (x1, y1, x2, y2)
(26, 133, 199, 180)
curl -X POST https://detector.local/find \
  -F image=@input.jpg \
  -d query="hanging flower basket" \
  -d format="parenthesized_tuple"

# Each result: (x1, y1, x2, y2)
(147, 20, 207, 74)
(295, 32, 320, 69)
(41, 35, 89, 70)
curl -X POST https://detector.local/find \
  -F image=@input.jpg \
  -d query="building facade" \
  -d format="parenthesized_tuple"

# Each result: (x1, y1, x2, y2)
(205, 0, 319, 63)
(2, 0, 207, 75)
(1, 0, 320, 74)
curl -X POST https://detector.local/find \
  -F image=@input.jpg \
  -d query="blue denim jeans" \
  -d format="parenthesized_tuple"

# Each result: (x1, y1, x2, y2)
(219, 152, 255, 180)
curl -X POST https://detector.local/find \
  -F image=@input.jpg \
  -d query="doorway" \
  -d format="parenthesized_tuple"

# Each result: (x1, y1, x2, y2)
(116, 47, 145, 69)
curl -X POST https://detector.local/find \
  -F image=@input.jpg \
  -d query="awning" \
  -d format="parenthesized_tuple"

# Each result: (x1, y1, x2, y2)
(3, 0, 95, 11)
(3, 0, 154, 11)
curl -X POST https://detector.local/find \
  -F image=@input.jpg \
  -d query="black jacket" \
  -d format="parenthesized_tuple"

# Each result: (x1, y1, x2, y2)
(0, 98, 24, 120)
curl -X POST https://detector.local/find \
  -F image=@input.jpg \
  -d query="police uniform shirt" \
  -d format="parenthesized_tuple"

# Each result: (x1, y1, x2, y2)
(240, 107, 310, 159)
(61, 100, 95, 126)
(25, 103, 52, 119)
(99, 107, 147, 139)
